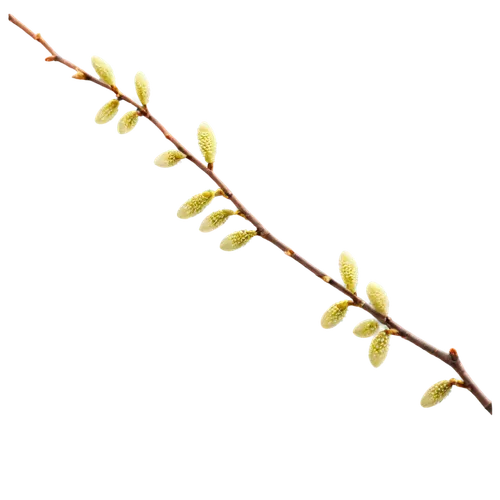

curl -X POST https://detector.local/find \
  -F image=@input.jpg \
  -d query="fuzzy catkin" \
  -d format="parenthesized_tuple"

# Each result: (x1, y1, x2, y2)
(353, 319, 379, 338)
(95, 99, 120, 124)
(321, 300, 350, 329)
(220, 230, 257, 251)
(420, 380, 453, 408)
(135, 72, 150, 106)
(200, 209, 235, 232)
(154, 150, 186, 168)
(117, 111, 139, 134)
(369, 331, 390, 367)
(339, 251, 358, 293)
(177, 190, 215, 219)
(91, 56, 115, 87)
(366, 282, 389, 316)
(197, 122, 217, 164)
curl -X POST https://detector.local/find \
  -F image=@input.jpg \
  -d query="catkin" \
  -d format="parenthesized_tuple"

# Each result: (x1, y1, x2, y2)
(337, 250, 359, 293)
(195, 121, 217, 163)
(93, 97, 122, 127)
(89, 54, 116, 87)
(153, 148, 186, 168)
(217, 227, 257, 254)
(351, 318, 380, 340)
(318, 297, 351, 330)
(175, 189, 215, 222)
(366, 281, 390, 316)
(134, 70, 152, 106)
(366, 331, 392, 370)
(198, 208, 236, 234)
(418, 377, 453, 410)
(116, 109, 141, 135)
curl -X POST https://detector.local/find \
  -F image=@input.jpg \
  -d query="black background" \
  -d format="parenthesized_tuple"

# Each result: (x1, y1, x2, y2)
(0, 4, 496, 421)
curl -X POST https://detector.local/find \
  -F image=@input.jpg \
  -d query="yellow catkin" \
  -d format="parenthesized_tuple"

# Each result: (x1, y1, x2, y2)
(369, 331, 390, 367)
(339, 251, 358, 293)
(320, 300, 350, 329)
(199, 209, 235, 232)
(135, 72, 150, 106)
(177, 190, 216, 219)
(353, 319, 379, 338)
(220, 230, 257, 251)
(197, 122, 217, 164)
(117, 111, 139, 134)
(95, 99, 120, 124)
(154, 150, 186, 168)
(91, 56, 115, 87)
(366, 282, 389, 316)
(420, 380, 453, 408)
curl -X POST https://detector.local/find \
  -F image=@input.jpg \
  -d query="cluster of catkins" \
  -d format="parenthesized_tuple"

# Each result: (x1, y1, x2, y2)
(321, 252, 459, 409)
(91, 56, 257, 251)
(89, 54, 462, 409)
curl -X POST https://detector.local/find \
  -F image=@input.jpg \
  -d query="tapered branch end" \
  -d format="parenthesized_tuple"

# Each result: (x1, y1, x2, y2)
(485, 401, 497, 417)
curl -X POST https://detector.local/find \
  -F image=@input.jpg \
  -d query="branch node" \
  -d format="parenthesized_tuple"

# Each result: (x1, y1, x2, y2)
(285, 249, 295, 257)
(449, 348, 459, 362)
(45, 55, 57, 62)
(322, 275, 331, 283)
(347, 297, 362, 311)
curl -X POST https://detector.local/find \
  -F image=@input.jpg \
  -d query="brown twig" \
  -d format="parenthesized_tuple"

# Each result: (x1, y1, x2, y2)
(8, 13, 492, 414)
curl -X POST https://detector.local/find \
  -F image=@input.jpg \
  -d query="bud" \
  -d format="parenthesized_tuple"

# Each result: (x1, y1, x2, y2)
(339, 251, 358, 293)
(197, 122, 217, 164)
(369, 331, 390, 367)
(353, 319, 379, 338)
(95, 99, 120, 124)
(154, 150, 186, 168)
(200, 209, 235, 232)
(220, 230, 257, 251)
(117, 111, 139, 134)
(366, 282, 389, 316)
(321, 300, 350, 329)
(91, 56, 115, 87)
(135, 72, 150, 106)
(72, 71, 87, 80)
(420, 380, 453, 408)
(177, 190, 216, 219)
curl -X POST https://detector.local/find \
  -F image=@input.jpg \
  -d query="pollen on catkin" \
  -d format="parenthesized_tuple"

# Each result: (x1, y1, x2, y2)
(420, 380, 453, 408)
(117, 111, 139, 134)
(339, 251, 358, 293)
(353, 319, 379, 338)
(197, 122, 217, 164)
(154, 150, 186, 168)
(366, 282, 389, 316)
(369, 331, 390, 367)
(320, 300, 350, 329)
(95, 99, 120, 124)
(220, 230, 257, 251)
(91, 56, 115, 87)
(200, 209, 235, 232)
(177, 190, 216, 219)
(135, 72, 150, 106)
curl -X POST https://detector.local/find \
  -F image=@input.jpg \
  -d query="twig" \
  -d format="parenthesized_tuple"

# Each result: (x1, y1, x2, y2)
(8, 13, 492, 414)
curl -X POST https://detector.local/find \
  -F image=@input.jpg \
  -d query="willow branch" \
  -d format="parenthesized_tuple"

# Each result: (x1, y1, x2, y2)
(8, 13, 492, 414)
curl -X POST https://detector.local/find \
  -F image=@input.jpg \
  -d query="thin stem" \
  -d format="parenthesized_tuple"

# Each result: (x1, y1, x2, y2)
(8, 13, 492, 414)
